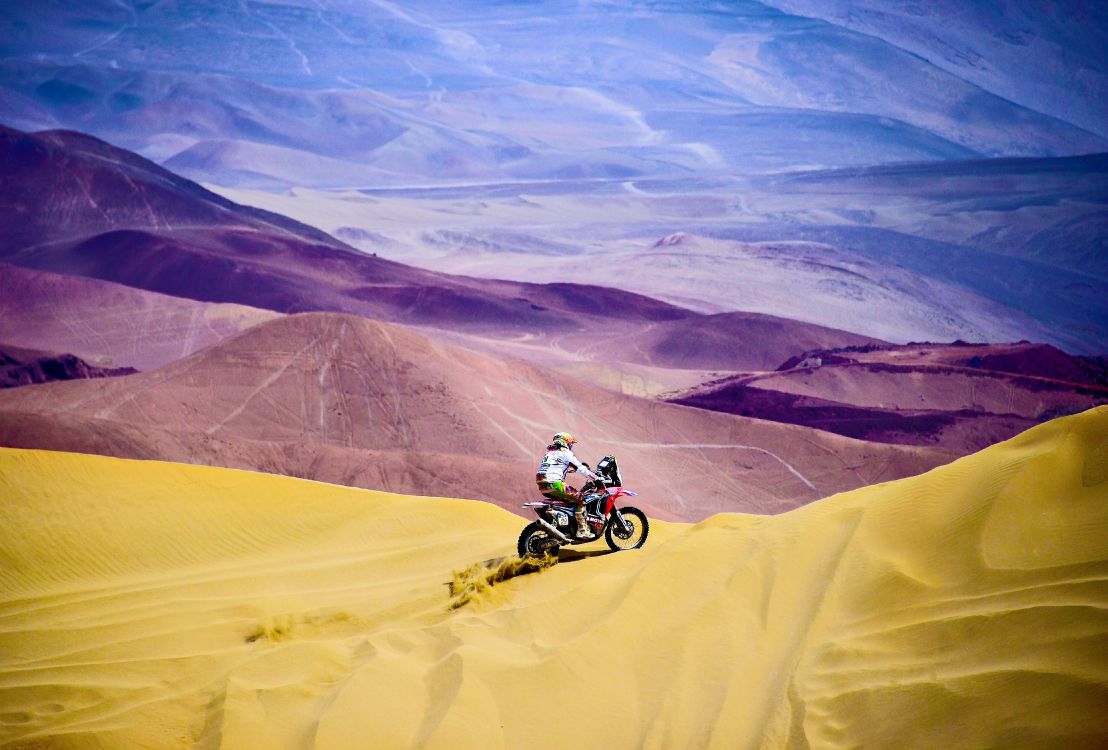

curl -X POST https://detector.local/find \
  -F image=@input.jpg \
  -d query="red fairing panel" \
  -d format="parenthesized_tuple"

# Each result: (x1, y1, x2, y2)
(606, 487, 637, 505)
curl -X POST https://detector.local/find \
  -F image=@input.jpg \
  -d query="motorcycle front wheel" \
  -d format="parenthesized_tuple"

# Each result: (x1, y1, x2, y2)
(605, 506, 649, 551)
(517, 521, 561, 558)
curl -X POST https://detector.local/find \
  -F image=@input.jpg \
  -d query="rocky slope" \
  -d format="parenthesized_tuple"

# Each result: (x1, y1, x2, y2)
(0, 312, 952, 520)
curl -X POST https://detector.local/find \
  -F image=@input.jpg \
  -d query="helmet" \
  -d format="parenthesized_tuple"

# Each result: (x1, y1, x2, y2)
(551, 431, 577, 449)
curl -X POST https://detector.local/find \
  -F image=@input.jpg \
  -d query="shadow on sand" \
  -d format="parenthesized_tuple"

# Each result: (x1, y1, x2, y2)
(558, 546, 615, 563)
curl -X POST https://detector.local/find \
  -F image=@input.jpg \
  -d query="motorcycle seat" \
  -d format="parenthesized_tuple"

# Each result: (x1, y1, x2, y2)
(543, 499, 576, 508)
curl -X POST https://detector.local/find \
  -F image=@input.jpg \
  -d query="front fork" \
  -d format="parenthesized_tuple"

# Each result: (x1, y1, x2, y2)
(610, 507, 631, 535)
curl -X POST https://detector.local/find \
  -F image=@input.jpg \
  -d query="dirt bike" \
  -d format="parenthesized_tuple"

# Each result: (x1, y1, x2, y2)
(518, 454, 649, 558)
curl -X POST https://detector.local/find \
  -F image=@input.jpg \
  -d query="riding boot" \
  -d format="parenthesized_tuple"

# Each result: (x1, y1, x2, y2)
(575, 506, 589, 538)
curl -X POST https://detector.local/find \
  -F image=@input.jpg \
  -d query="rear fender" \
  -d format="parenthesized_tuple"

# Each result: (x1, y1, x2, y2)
(521, 502, 547, 517)
(523, 500, 574, 510)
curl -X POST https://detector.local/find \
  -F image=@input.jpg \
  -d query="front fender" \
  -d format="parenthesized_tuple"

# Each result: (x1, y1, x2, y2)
(605, 487, 637, 502)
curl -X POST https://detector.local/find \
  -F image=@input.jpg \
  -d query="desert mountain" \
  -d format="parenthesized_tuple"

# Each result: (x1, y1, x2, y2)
(753, 153, 1108, 278)
(0, 125, 902, 388)
(0, 312, 951, 520)
(585, 310, 884, 372)
(758, 0, 1108, 139)
(398, 227, 1100, 353)
(2, 126, 1097, 470)
(1, 1, 1103, 188)
(0, 125, 691, 335)
(2, 406, 1104, 748)
(0, 263, 282, 371)
(0, 345, 135, 388)
(671, 341, 1108, 453)
(427, 308, 886, 401)
(219, 151, 1108, 356)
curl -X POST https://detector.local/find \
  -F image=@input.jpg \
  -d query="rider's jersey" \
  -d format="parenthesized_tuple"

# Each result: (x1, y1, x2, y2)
(536, 447, 597, 483)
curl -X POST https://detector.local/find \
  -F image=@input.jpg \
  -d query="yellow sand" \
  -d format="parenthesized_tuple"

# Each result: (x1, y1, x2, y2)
(2, 408, 1107, 749)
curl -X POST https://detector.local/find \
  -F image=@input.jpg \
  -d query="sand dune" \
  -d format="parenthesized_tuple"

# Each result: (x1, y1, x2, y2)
(0, 312, 949, 519)
(1, 407, 1105, 748)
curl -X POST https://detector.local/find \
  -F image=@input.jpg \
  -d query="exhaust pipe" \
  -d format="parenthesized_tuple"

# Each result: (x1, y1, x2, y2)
(536, 517, 573, 544)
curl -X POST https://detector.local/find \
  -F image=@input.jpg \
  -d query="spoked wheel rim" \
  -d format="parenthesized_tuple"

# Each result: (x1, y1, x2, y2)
(525, 529, 558, 557)
(607, 510, 647, 550)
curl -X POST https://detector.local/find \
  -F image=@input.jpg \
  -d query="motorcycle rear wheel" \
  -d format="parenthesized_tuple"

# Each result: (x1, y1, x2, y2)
(518, 521, 561, 558)
(605, 506, 649, 551)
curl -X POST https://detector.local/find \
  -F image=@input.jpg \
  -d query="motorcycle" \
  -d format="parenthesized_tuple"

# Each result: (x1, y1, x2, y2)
(517, 454, 649, 558)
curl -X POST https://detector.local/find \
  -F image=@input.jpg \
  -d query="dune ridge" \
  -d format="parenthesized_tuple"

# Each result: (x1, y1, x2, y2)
(1, 407, 1106, 749)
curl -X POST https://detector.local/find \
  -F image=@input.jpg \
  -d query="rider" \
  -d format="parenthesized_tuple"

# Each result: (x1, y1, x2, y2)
(536, 431, 601, 538)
